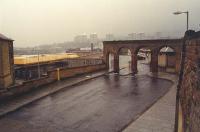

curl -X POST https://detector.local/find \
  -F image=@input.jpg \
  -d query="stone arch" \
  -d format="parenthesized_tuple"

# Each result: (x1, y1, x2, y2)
(103, 39, 183, 74)
(117, 46, 132, 55)
(133, 46, 153, 73)
(135, 46, 152, 55)
(117, 47, 132, 73)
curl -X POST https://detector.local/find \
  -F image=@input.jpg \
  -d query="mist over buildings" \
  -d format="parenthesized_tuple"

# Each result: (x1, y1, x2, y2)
(0, 0, 200, 47)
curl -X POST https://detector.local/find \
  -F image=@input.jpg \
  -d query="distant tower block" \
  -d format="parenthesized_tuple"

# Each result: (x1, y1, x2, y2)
(91, 43, 94, 51)
(0, 34, 14, 89)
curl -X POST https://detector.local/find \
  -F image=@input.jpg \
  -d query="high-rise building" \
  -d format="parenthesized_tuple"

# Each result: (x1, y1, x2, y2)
(128, 33, 136, 40)
(105, 34, 114, 41)
(74, 34, 88, 44)
(91, 43, 94, 51)
(137, 33, 145, 40)
(89, 33, 98, 44)
(155, 32, 162, 39)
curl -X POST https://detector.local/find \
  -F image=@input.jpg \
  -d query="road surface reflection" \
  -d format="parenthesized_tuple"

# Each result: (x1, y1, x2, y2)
(0, 63, 173, 132)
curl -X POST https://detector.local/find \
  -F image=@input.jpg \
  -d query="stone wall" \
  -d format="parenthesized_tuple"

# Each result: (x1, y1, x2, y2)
(176, 31, 200, 132)
(62, 58, 103, 68)
(0, 64, 106, 102)
(15, 58, 104, 80)
(48, 64, 106, 79)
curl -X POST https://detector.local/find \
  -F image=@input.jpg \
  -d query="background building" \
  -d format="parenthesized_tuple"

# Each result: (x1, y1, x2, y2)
(105, 34, 115, 41)
(74, 34, 89, 44)
(89, 33, 98, 44)
(128, 33, 136, 40)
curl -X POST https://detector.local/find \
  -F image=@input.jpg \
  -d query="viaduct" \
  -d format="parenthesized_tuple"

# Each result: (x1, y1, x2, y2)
(103, 39, 183, 74)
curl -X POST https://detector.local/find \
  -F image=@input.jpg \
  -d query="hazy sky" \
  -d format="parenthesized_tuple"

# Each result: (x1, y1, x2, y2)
(0, 0, 199, 47)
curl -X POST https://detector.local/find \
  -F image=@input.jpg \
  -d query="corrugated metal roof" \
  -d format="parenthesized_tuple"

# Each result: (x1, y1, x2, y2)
(0, 33, 13, 41)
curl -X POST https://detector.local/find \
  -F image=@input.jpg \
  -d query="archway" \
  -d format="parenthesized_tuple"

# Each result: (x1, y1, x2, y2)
(136, 47, 152, 74)
(118, 48, 132, 74)
(158, 46, 176, 73)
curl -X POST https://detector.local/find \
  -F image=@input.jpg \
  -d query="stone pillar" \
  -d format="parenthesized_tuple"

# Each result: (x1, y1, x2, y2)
(113, 54, 119, 73)
(150, 50, 158, 73)
(105, 53, 109, 70)
(131, 52, 138, 74)
(103, 44, 108, 69)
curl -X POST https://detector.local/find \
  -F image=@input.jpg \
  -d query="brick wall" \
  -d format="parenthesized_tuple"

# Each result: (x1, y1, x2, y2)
(177, 31, 200, 132)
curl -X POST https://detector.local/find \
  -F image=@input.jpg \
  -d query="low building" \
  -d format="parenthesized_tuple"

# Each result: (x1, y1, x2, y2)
(0, 33, 14, 89)
(158, 47, 176, 72)
(15, 55, 103, 81)
(14, 53, 79, 65)
(14, 53, 79, 80)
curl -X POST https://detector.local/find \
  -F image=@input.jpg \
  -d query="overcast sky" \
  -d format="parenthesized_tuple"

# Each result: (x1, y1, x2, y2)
(0, 0, 199, 47)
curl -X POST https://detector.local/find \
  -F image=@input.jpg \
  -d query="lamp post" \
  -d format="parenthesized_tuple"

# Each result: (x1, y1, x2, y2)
(173, 10, 189, 132)
(173, 11, 189, 31)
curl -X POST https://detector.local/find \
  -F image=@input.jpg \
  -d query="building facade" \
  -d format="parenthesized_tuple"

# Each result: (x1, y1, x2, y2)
(0, 34, 14, 89)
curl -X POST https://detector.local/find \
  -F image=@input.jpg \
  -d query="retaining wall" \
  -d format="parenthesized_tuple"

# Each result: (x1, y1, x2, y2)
(0, 64, 106, 102)
(176, 31, 200, 132)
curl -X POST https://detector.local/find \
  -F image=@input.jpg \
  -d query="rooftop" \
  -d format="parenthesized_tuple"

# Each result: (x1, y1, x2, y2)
(160, 47, 175, 53)
(14, 53, 80, 65)
(0, 33, 13, 41)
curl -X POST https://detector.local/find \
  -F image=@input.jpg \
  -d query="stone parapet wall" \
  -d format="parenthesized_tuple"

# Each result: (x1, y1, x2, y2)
(48, 64, 106, 79)
(15, 58, 104, 80)
(63, 58, 103, 68)
(177, 31, 200, 132)
(0, 64, 106, 102)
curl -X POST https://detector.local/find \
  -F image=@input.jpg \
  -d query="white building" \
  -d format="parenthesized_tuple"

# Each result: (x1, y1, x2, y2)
(105, 34, 115, 41)
(74, 34, 88, 44)
(128, 33, 136, 40)
(90, 33, 98, 44)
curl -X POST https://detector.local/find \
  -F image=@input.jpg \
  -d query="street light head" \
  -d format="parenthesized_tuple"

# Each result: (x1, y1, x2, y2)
(173, 11, 189, 31)
(173, 11, 183, 15)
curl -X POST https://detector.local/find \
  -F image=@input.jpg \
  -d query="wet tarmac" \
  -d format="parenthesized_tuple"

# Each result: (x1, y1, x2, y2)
(0, 64, 173, 132)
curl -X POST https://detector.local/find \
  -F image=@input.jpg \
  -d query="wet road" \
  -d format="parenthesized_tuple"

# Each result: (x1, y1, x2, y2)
(0, 61, 173, 132)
